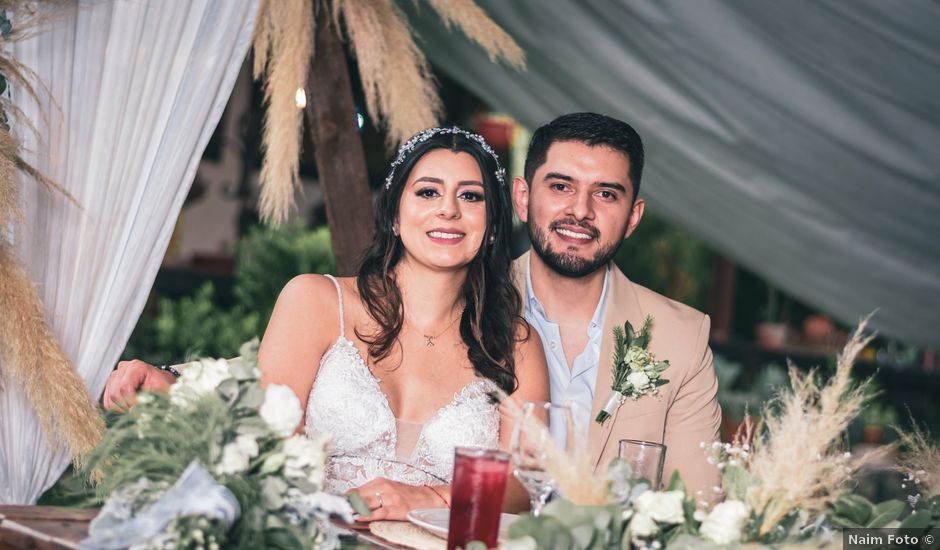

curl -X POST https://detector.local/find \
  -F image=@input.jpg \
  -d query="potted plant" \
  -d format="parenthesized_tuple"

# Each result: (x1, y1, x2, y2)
(858, 402, 898, 445)
(756, 286, 788, 350)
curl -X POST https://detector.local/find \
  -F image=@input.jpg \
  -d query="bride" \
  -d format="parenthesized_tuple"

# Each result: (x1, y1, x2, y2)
(104, 127, 549, 520)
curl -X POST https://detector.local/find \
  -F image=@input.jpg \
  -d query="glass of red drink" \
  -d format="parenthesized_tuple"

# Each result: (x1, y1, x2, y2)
(447, 447, 510, 550)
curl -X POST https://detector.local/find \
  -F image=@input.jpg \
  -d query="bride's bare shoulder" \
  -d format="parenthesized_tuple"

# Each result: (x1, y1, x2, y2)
(277, 273, 344, 301)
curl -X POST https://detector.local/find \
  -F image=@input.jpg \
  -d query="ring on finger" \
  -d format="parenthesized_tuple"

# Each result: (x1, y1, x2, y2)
(375, 491, 383, 508)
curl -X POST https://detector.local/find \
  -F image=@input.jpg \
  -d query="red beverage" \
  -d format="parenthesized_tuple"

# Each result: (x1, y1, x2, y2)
(447, 447, 510, 550)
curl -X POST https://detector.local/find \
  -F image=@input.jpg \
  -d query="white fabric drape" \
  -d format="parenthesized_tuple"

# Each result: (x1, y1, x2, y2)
(0, 0, 259, 504)
(407, 0, 940, 348)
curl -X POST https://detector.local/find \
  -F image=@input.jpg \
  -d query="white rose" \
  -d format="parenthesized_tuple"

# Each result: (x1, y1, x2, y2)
(626, 371, 651, 391)
(234, 434, 259, 458)
(626, 347, 651, 371)
(260, 384, 303, 437)
(629, 512, 658, 538)
(700, 500, 749, 545)
(218, 441, 250, 475)
(170, 359, 232, 405)
(635, 490, 685, 524)
(283, 435, 326, 482)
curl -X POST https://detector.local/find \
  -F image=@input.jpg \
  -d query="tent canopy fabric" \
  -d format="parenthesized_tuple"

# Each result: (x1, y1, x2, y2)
(406, 0, 940, 348)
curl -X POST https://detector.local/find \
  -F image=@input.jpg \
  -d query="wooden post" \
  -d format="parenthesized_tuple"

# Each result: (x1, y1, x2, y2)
(708, 255, 737, 343)
(305, 4, 374, 276)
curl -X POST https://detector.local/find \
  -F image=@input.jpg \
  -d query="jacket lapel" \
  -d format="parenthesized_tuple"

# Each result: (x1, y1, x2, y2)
(586, 265, 645, 469)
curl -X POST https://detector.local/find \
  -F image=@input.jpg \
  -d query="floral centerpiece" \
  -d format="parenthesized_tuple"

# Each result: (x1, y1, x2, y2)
(81, 340, 354, 549)
(502, 318, 940, 549)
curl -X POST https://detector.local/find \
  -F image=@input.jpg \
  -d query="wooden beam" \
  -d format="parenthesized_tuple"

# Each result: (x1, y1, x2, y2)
(305, 3, 374, 276)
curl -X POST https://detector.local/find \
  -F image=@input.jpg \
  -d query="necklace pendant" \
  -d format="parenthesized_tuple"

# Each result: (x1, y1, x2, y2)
(424, 335, 435, 347)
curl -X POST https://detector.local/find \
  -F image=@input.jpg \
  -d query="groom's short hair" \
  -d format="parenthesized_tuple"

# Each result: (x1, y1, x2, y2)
(524, 112, 645, 200)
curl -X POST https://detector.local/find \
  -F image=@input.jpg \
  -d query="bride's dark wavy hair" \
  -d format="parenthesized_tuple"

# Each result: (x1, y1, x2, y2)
(356, 131, 523, 395)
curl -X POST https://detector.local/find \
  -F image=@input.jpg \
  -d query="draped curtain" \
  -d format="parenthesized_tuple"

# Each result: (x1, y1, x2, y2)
(0, 0, 259, 504)
(407, 0, 940, 348)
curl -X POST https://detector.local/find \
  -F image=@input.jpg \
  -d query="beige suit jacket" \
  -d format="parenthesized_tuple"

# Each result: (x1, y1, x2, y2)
(512, 253, 722, 494)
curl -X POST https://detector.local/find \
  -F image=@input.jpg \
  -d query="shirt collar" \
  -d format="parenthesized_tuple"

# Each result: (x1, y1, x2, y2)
(525, 254, 611, 334)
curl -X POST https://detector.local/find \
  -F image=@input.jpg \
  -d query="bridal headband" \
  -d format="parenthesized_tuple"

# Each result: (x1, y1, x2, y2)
(384, 127, 507, 189)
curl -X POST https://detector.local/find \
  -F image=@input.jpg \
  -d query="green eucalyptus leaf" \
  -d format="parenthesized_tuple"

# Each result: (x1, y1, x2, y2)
(260, 477, 288, 509)
(832, 493, 873, 526)
(899, 510, 932, 529)
(259, 452, 286, 474)
(235, 416, 271, 437)
(464, 541, 488, 550)
(216, 377, 240, 402)
(236, 384, 265, 409)
(721, 465, 752, 500)
(239, 337, 260, 365)
(265, 513, 286, 529)
(229, 359, 257, 381)
(668, 533, 723, 550)
(625, 322, 636, 344)
(666, 469, 686, 493)
(569, 524, 597, 548)
(867, 499, 905, 528)
(348, 492, 370, 517)
(289, 476, 318, 494)
(927, 495, 940, 516)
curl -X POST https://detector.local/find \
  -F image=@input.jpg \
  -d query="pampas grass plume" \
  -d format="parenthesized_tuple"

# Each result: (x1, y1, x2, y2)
(253, 0, 314, 224)
(896, 423, 940, 498)
(745, 315, 882, 535)
(426, 0, 524, 69)
(0, 243, 105, 458)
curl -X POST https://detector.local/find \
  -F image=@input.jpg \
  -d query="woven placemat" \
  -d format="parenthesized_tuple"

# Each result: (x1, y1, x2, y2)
(369, 521, 446, 550)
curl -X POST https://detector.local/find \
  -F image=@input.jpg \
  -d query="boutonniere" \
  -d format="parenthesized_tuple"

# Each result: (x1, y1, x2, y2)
(595, 315, 670, 426)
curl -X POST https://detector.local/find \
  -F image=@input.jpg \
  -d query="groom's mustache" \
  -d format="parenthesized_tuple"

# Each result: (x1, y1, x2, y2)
(548, 219, 600, 239)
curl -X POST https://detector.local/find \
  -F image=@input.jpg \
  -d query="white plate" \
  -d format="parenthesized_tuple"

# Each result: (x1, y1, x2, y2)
(406, 508, 517, 540)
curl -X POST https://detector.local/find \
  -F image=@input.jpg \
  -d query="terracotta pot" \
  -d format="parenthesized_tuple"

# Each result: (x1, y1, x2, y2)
(862, 425, 885, 445)
(756, 322, 788, 350)
(476, 118, 513, 150)
(803, 314, 834, 345)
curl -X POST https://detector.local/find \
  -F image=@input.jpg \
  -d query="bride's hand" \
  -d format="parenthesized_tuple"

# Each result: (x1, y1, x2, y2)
(103, 360, 177, 411)
(350, 478, 448, 522)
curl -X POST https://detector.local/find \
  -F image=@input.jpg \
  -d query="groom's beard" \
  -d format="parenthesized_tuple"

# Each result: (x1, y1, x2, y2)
(528, 219, 622, 278)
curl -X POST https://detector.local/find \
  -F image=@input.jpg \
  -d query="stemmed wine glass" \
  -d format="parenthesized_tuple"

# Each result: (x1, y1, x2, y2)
(509, 401, 574, 517)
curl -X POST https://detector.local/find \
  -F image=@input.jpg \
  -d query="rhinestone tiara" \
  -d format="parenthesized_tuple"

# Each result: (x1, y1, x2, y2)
(384, 127, 506, 190)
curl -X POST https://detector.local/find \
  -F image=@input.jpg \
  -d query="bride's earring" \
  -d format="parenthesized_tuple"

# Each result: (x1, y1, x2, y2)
(488, 234, 496, 244)
(392, 223, 400, 236)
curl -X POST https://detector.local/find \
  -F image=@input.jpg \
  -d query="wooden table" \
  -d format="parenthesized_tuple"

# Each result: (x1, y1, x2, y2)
(0, 506, 95, 549)
(0, 506, 412, 549)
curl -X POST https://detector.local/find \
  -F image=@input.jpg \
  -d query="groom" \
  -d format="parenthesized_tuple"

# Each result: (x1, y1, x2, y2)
(512, 113, 720, 495)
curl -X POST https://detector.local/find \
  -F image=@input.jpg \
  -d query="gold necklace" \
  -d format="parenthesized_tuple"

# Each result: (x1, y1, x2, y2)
(406, 308, 463, 347)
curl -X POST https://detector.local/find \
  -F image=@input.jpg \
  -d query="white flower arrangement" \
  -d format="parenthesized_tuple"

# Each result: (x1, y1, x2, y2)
(501, 318, 940, 549)
(83, 339, 352, 549)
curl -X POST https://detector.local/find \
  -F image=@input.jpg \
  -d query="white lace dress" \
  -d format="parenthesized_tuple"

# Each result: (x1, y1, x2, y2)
(304, 275, 500, 494)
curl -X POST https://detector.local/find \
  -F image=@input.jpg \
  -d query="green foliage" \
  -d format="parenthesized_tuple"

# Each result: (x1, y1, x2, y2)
(713, 354, 789, 423)
(828, 493, 907, 529)
(613, 212, 714, 311)
(506, 499, 628, 550)
(233, 224, 336, 325)
(124, 225, 336, 363)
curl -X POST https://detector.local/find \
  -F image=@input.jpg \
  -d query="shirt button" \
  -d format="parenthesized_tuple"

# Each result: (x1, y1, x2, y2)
(550, 341, 557, 350)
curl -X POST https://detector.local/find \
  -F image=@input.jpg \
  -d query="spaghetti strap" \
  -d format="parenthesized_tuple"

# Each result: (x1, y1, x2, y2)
(323, 274, 345, 338)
